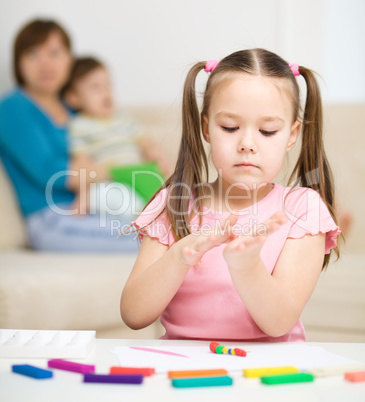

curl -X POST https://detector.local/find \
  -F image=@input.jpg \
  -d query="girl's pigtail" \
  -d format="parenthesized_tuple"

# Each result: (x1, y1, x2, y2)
(166, 62, 209, 240)
(129, 62, 208, 244)
(288, 67, 340, 267)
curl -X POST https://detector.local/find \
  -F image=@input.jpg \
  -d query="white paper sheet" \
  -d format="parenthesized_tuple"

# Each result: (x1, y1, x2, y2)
(113, 344, 363, 374)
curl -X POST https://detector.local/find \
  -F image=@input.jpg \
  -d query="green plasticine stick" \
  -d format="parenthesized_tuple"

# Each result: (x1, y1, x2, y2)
(261, 372, 314, 385)
(172, 376, 233, 388)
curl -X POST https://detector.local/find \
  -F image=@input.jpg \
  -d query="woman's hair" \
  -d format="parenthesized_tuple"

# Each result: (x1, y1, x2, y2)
(137, 48, 340, 269)
(63, 56, 105, 93)
(13, 19, 71, 86)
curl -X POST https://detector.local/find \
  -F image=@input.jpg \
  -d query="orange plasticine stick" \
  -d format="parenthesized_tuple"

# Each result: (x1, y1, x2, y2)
(168, 369, 228, 379)
(110, 366, 156, 376)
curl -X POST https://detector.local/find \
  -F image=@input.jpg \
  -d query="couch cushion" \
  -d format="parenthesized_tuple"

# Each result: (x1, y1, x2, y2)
(0, 250, 137, 331)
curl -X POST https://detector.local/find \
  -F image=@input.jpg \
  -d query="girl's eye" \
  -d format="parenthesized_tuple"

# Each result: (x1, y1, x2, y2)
(222, 126, 239, 133)
(260, 129, 277, 136)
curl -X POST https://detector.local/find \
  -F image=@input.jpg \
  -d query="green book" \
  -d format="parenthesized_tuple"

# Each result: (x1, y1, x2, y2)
(109, 162, 165, 204)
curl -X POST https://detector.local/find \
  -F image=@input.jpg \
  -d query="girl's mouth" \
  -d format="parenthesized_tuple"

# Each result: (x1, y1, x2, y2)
(235, 163, 258, 168)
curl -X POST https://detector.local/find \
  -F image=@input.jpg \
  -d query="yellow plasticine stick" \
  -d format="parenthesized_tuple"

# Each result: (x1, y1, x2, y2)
(243, 366, 299, 378)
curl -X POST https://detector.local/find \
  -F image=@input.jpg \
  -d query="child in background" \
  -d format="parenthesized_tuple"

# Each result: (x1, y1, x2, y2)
(120, 49, 341, 342)
(64, 57, 171, 215)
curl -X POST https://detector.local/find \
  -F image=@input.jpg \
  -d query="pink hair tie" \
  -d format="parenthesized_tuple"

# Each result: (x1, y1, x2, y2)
(289, 63, 300, 77)
(205, 59, 219, 72)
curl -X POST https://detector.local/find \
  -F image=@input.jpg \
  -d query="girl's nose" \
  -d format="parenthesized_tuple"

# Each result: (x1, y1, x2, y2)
(237, 133, 257, 153)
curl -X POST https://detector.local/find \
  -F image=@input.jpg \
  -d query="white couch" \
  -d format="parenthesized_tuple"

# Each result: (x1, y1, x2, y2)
(0, 106, 180, 339)
(1, 105, 364, 341)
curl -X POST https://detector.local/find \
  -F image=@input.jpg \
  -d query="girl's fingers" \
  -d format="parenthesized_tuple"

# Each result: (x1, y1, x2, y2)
(189, 214, 240, 257)
(266, 214, 287, 234)
(182, 246, 197, 258)
(253, 211, 287, 237)
(267, 211, 287, 225)
(192, 231, 233, 257)
(225, 235, 244, 248)
(226, 213, 239, 227)
(182, 246, 201, 265)
(213, 214, 239, 239)
(183, 234, 223, 264)
(226, 233, 265, 251)
(189, 211, 287, 263)
(189, 233, 218, 256)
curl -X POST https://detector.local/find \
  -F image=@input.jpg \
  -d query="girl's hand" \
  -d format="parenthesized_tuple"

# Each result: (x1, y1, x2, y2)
(176, 214, 239, 267)
(223, 211, 287, 271)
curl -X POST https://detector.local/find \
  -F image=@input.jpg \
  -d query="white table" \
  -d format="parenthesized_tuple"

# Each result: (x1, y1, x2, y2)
(1, 339, 364, 402)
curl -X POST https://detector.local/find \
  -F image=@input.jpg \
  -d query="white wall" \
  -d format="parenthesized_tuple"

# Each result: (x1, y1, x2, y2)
(322, 0, 365, 102)
(0, 0, 364, 105)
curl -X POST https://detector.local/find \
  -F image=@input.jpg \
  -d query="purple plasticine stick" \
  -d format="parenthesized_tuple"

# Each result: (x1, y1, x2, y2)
(48, 359, 95, 374)
(83, 374, 144, 384)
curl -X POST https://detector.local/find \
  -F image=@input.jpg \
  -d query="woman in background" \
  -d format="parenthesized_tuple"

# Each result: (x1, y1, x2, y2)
(0, 19, 138, 252)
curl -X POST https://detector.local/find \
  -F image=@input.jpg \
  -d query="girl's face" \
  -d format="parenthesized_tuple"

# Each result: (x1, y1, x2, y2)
(202, 74, 300, 193)
(19, 32, 72, 95)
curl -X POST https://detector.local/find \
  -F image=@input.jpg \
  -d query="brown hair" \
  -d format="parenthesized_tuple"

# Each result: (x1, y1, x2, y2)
(63, 57, 104, 93)
(14, 19, 71, 86)
(136, 48, 340, 269)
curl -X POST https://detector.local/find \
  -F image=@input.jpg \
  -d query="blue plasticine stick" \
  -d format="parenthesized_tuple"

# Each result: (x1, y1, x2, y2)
(12, 364, 53, 379)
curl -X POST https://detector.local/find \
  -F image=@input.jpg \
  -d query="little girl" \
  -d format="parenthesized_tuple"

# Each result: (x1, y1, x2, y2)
(120, 49, 341, 342)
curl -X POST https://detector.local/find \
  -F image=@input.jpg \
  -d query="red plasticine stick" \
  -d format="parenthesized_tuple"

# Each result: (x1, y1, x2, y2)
(209, 342, 247, 357)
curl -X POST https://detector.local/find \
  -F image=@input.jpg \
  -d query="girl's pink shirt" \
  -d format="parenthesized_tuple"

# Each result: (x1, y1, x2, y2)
(132, 184, 340, 342)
